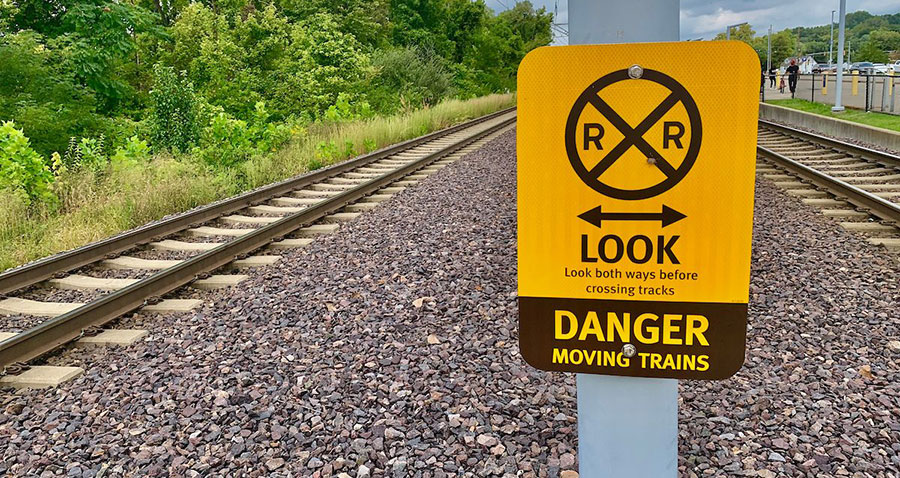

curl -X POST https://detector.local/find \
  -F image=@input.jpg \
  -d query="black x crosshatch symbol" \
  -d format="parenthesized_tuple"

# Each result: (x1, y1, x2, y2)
(565, 68, 702, 200)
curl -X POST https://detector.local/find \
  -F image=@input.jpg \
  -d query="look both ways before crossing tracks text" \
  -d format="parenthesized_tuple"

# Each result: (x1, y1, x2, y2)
(517, 42, 761, 380)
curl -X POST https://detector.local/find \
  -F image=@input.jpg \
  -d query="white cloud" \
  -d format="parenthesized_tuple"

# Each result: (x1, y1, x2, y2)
(486, 0, 900, 43)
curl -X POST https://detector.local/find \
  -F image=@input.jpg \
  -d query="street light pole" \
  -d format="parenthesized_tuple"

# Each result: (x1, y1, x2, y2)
(829, 10, 835, 67)
(833, 0, 846, 112)
(725, 22, 748, 41)
(767, 25, 772, 73)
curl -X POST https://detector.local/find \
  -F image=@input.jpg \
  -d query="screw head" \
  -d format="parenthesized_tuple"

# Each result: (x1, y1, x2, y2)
(628, 64, 644, 79)
(622, 344, 636, 358)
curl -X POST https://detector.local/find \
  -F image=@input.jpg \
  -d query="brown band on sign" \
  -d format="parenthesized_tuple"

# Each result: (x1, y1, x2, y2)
(518, 297, 747, 380)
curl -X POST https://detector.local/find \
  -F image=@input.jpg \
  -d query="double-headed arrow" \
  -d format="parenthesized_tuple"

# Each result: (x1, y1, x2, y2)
(578, 205, 686, 228)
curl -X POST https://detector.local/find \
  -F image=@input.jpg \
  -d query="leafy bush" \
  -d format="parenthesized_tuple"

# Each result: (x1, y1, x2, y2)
(324, 93, 374, 122)
(111, 136, 151, 165)
(0, 121, 55, 204)
(76, 136, 107, 170)
(250, 102, 292, 152)
(150, 64, 199, 153)
(195, 102, 292, 169)
(314, 139, 356, 162)
(369, 47, 453, 112)
(62, 135, 108, 170)
(0, 32, 106, 157)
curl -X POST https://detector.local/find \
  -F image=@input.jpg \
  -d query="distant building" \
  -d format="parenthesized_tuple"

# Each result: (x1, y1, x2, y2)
(781, 56, 818, 74)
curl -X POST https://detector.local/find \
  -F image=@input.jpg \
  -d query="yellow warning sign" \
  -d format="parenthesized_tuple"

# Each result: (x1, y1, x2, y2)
(517, 42, 759, 380)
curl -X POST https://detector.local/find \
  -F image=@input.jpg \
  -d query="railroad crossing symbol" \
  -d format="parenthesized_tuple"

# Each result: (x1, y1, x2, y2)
(565, 67, 702, 200)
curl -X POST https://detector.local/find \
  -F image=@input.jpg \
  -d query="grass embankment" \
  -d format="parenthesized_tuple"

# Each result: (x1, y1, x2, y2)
(767, 99, 900, 132)
(0, 94, 514, 271)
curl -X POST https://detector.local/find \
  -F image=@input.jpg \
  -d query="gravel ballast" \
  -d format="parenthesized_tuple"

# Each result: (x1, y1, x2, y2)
(1, 128, 899, 477)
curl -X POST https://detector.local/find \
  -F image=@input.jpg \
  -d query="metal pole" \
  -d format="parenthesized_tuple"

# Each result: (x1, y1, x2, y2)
(832, 0, 846, 112)
(866, 76, 871, 112)
(891, 77, 896, 113)
(767, 25, 772, 73)
(812, 73, 816, 103)
(725, 22, 747, 42)
(567, 1, 679, 476)
(829, 10, 835, 67)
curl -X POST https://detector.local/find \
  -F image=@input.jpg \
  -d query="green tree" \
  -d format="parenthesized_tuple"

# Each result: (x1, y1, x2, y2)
(867, 30, 900, 52)
(714, 23, 755, 42)
(0, 32, 105, 156)
(369, 46, 453, 111)
(275, 0, 390, 47)
(150, 64, 199, 152)
(856, 40, 889, 62)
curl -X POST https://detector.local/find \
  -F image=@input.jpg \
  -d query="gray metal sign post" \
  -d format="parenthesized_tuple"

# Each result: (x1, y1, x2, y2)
(833, 0, 847, 112)
(567, 1, 680, 476)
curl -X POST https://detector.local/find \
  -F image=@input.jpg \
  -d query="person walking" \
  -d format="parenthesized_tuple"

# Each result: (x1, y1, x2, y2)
(769, 67, 776, 87)
(786, 59, 800, 96)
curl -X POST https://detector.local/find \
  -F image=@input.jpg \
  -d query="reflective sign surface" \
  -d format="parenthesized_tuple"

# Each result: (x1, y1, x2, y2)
(517, 42, 759, 380)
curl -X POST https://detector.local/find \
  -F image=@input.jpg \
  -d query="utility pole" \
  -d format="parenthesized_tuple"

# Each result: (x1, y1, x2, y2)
(829, 10, 835, 67)
(833, 0, 846, 112)
(567, 2, 679, 475)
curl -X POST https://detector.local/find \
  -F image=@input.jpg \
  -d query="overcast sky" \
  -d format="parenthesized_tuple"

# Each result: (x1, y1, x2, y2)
(486, 0, 900, 43)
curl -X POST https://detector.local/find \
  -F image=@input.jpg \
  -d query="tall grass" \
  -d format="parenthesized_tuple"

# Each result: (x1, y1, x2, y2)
(0, 94, 514, 271)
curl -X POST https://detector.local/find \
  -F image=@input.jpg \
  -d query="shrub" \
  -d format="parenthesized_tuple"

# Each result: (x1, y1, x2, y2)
(250, 102, 292, 152)
(369, 47, 453, 112)
(196, 102, 293, 169)
(150, 64, 199, 153)
(324, 93, 374, 122)
(62, 135, 108, 170)
(111, 136, 151, 165)
(0, 121, 56, 204)
(196, 112, 254, 168)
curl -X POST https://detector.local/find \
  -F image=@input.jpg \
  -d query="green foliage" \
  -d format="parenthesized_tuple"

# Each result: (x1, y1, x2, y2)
(197, 112, 255, 168)
(74, 136, 107, 170)
(150, 64, 199, 153)
(0, 31, 105, 157)
(370, 47, 453, 111)
(856, 40, 889, 62)
(324, 94, 374, 122)
(111, 136, 151, 165)
(0, 121, 56, 204)
(63, 1, 165, 109)
(722, 11, 900, 65)
(61, 135, 108, 170)
(2, 0, 551, 211)
(196, 102, 291, 168)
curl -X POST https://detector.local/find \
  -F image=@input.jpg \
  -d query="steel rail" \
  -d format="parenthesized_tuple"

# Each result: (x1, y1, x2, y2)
(758, 119, 900, 170)
(0, 107, 516, 295)
(0, 114, 517, 369)
(757, 145, 900, 225)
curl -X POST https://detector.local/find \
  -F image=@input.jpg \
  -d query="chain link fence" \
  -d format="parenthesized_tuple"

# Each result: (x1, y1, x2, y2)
(762, 73, 899, 114)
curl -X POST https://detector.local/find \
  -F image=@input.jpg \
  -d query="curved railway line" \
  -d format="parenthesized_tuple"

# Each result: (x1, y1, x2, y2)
(0, 108, 517, 378)
(757, 119, 900, 253)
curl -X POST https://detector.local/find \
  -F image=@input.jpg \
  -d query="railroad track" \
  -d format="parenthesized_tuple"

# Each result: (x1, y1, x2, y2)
(757, 120, 900, 254)
(0, 108, 516, 382)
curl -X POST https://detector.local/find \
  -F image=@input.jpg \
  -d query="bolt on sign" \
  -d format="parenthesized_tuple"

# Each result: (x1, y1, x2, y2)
(517, 42, 760, 380)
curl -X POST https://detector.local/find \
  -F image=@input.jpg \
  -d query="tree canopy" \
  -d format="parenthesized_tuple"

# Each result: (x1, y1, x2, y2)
(714, 10, 900, 66)
(1, 0, 552, 157)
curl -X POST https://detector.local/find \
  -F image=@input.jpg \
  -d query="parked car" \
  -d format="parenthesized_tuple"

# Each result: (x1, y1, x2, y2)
(873, 63, 890, 74)
(893, 60, 900, 73)
(850, 62, 875, 74)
